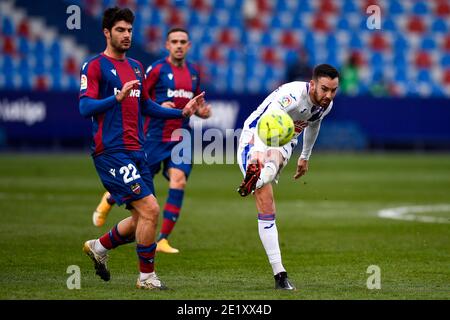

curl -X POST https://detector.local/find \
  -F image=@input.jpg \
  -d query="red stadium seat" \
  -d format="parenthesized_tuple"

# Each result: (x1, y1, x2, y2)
(2, 36, 15, 56)
(154, 0, 171, 8)
(218, 29, 236, 46)
(280, 31, 298, 48)
(407, 16, 426, 33)
(415, 51, 432, 69)
(312, 15, 330, 32)
(191, 0, 211, 12)
(145, 26, 162, 42)
(261, 47, 279, 65)
(443, 35, 450, 52)
(319, 0, 339, 14)
(34, 75, 48, 91)
(443, 69, 450, 85)
(167, 9, 185, 27)
(64, 56, 78, 76)
(17, 19, 30, 38)
(206, 45, 223, 63)
(435, 0, 450, 17)
(245, 17, 265, 30)
(370, 33, 389, 51)
(256, 0, 272, 13)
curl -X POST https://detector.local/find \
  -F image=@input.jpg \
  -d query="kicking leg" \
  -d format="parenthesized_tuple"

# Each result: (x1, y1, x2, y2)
(254, 183, 296, 290)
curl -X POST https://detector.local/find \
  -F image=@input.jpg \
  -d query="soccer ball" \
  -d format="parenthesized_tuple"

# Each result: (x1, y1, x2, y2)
(257, 109, 295, 147)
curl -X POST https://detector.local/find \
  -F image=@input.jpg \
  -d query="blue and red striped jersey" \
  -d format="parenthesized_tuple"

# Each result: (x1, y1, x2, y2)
(79, 53, 149, 156)
(143, 57, 201, 142)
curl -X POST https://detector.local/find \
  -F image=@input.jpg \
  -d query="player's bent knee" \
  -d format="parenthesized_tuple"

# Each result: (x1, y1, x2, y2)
(133, 196, 160, 219)
(170, 176, 186, 189)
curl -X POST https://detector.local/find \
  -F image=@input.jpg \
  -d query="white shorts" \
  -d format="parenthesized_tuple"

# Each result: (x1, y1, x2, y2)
(237, 127, 297, 181)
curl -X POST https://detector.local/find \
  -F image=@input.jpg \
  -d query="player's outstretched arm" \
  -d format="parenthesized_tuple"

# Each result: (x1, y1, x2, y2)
(79, 79, 141, 118)
(195, 102, 212, 119)
(181, 92, 205, 117)
(294, 158, 309, 180)
(79, 96, 117, 118)
(142, 99, 184, 118)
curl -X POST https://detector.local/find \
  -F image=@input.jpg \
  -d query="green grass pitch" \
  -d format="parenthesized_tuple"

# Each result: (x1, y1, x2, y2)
(0, 152, 449, 300)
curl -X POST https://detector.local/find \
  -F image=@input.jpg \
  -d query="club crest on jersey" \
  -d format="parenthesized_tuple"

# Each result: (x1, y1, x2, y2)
(279, 95, 292, 108)
(134, 67, 141, 77)
(80, 74, 87, 90)
(131, 183, 141, 195)
(168, 73, 174, 80)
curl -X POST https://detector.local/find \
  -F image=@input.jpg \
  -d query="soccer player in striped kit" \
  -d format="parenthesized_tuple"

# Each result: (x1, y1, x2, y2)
(93, 27, 211, 254)
(80, 7, 206, 290)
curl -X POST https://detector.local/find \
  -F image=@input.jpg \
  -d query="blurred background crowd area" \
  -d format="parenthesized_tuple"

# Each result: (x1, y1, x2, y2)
(0, 0, 450, 97)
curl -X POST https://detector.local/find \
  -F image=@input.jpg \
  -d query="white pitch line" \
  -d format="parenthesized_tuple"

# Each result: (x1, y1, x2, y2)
(378, 205, 450, 224)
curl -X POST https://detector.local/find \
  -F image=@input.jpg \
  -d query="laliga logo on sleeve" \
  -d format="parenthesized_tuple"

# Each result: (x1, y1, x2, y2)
(80, 74, 87, 90)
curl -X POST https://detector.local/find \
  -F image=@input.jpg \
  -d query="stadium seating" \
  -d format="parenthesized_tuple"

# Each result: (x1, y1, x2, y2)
(1, 0, 449, 97)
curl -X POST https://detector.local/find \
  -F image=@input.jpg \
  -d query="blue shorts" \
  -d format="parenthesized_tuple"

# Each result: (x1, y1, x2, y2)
(145, 140, 193, 181)
(93, 151, 155, 206)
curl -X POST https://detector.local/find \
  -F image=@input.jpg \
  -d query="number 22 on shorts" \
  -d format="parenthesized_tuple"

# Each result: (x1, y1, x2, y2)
(119, 164, 141, 183)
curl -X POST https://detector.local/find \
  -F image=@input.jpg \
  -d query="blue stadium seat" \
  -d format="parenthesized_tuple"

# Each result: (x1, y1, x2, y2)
(349, 32, 362, 49)
(35, 58, 46, 76)
(2, 16, 14, 36)
(33, 39, 46, 62)
(417, 69, 432, 82)
(420, 35, 436, 51)
(394, 66, 407, 82)
(326, 34, 338, 49)
(207, 13, 220, 28)
(393, 51, 407, 69)
(49, 41, 62, 64)
(270, 15, 283, 29)
(393, 34, 409, 52)
(2, 56, 15, 82)
(18, 58, 30, 76)
(261, 32, 275, 46)
(336, 17, 350, 31)
(17, 36, 30, 56)
(431, 84, 443, 96)
(342, 0, 357, 13)
(291, 16, 303, 29)
(388, 0, 404, 15)
(431, 18, 448, 33)
(297, 0, 312, 13)
(441, 54, 450, 67)
(382, 18, 397, 32)
(370, 52, 385, 70)
(412, 1, 429, 15)
(149, 9, 163, 25)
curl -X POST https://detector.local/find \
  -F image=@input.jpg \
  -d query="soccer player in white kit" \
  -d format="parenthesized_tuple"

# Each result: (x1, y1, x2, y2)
(237, 64, 339, 290)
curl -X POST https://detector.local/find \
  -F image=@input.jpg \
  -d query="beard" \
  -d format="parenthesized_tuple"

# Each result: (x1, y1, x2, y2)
(111, 37, 131, 53)
(313, 90, 331, 107)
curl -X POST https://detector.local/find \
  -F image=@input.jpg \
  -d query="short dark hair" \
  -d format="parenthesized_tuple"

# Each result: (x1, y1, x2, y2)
(102, 7, 135, 31)
(313, 64, 339, 80)
(166, 27, 189, 39)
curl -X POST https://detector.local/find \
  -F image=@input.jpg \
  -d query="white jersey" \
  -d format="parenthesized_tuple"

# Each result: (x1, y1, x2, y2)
(243, 81, 333, 160)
